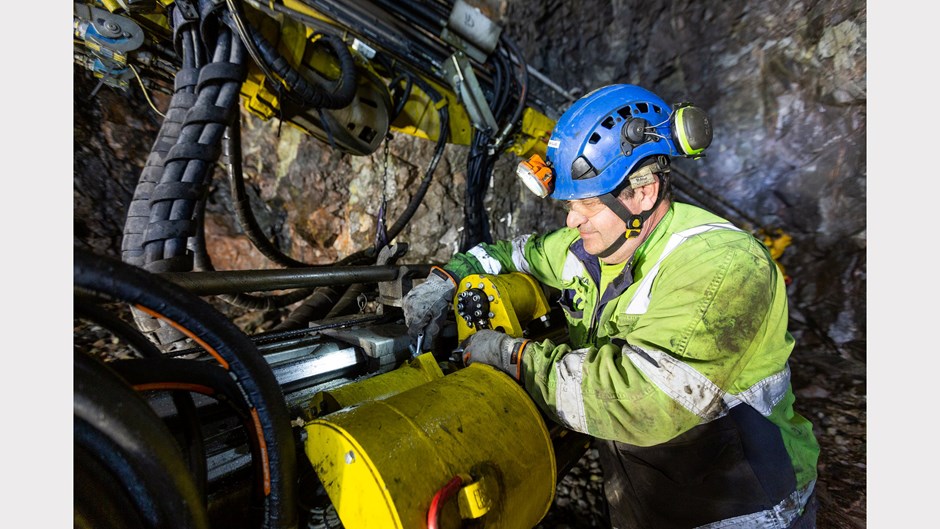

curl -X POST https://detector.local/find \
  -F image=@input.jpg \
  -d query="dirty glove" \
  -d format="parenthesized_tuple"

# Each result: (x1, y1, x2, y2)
(460, 329, 531, 380)
(402, 267, 457, 350)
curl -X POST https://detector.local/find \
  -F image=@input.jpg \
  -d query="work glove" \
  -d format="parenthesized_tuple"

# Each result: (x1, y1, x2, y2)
(460, 329, 530, 380)
(402, 268, 457, 350)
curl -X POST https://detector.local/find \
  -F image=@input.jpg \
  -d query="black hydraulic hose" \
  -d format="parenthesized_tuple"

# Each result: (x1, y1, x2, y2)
(489, 48, 510, 122)
(493, 34, 528, 149)
(122, 11, 200, 269)
(123, 9, 206, 349)
(75, 247, 298, 529)
(74, 300, 209, 499)
(226, 0, 356, 111)
(368, 54, 449, 247)
(323, 282, 370, 319)
(76, 300, 167, 360)
(75, 351, 211, 529)
(375, 0, 447, 35)
(128, 12, 247, 350)
(224, 121, 316, 269)
(270, 285, 343, 331)
(384, 82, 448, 243)
(220, 120, 385, 327)
(143, 26, 246, 270)
(191, 191, 313, 310)
(389, 73, 412, 122)
(250, 27, 357, 110)
(462, 131, 495, 250)
(458, 33, 530, 251)
(110, 357, 252, 412)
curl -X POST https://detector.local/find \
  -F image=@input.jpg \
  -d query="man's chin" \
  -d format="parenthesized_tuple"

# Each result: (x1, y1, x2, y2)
(582, 240, 604, 256)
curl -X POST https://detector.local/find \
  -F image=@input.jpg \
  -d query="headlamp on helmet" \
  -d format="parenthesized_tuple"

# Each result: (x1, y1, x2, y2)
(516, 153, 555, 198)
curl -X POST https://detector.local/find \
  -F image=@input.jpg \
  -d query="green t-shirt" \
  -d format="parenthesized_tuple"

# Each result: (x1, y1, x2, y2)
(599, 260, 628, 294)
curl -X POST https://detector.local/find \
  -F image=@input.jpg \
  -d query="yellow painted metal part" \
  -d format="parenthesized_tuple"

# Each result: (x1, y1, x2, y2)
(506, 107, 556, 159)
(458, 475, 493, 519)
(305, 364, 556, 529)
(306, 352, 443, 419)
(98, 0, 123, 12)
(389, 75, 475, 145)
(759, 228, 793, 281)
(455, 272, 552, 342)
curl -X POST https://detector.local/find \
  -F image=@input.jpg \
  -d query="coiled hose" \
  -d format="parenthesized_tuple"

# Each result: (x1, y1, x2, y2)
(76, 246, 298, 529)
(122, 3, 249, 350)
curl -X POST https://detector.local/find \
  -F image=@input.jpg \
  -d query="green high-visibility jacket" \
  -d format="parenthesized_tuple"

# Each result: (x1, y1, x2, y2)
(445, 202, 819, 527)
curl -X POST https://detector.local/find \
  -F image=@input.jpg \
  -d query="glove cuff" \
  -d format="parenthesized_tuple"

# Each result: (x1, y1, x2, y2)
(506, 338, 531, 380)
(430, 266, 458, 287)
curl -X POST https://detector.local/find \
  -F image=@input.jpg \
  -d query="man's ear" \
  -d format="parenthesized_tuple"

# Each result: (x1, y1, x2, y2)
(633, 178, 660, 210)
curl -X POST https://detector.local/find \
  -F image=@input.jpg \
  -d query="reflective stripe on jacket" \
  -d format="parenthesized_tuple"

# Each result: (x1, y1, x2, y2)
(444, 202, 820, 527)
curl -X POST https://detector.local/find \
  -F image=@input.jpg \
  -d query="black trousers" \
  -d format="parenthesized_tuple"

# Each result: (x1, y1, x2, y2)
(598, 405, 808, 529)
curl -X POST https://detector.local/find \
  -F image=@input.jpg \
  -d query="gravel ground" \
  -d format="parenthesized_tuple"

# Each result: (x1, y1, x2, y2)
(537, 447, 609, 529)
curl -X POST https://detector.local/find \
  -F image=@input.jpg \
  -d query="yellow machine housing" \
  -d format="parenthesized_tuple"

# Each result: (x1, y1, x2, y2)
(305, 351, 443, 421)
(454, 272, 551, 342)
(305, 362, 556, 529)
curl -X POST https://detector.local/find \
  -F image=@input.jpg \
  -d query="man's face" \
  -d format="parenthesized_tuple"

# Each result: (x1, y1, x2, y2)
(564, 195, 634, 257)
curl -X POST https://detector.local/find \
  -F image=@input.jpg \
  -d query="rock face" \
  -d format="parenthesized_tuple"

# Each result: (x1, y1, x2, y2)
(73, 0, 866, 527)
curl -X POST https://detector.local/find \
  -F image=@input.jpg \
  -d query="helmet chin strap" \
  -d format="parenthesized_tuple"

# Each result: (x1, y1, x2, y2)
(593, 175, 667, 259)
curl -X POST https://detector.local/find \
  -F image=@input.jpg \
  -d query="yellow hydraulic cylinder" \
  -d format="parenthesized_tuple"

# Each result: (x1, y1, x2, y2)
(305, 364, 556, 529)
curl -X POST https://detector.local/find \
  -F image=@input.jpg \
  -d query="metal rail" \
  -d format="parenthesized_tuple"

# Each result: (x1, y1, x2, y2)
(158, 264, 434, 295)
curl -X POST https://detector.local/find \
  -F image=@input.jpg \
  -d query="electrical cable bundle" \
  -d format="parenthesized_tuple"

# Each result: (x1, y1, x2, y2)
(460, 33, 528, 252)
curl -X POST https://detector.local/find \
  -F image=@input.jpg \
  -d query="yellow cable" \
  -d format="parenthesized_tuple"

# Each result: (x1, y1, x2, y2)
(129, 64, 166, 118)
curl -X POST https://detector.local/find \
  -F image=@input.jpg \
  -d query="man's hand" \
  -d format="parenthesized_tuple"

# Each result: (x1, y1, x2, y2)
(460, 329, 530, 380)
(402, 271, 456, 350)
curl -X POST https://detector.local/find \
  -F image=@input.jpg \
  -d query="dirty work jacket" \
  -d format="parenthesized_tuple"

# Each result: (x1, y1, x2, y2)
(444, 202, 820, 528)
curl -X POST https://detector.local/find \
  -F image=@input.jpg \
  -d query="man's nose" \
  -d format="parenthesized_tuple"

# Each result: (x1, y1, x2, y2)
(566, 208, 587, 229)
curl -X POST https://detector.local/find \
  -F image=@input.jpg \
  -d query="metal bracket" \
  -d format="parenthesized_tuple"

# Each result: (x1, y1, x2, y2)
(443, 52, 498, 134)
(376, 243, 411, 308)
(173, 0, 199, 21)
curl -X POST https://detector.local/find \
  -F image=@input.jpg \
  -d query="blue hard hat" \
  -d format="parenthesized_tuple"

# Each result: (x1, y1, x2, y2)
(545, 84, 682, 200)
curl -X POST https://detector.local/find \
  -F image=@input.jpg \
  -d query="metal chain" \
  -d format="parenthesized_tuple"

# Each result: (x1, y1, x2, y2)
(382, 136, 390, 205)
(373, 135, 391, 250)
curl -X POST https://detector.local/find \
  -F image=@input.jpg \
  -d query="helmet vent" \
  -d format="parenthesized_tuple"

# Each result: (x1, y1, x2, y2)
(588, 132, 602, 144)
(601, 116, 616, 129)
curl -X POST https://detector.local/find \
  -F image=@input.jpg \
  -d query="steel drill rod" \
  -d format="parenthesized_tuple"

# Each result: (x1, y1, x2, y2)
(158, 264, 433, 295)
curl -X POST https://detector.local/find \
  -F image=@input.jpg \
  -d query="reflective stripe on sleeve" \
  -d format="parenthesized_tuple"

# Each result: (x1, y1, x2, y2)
(511, 234, 532, 274)
(468, 245, 503, 275)
(694, 480, 816, 529)
(623, 344, 791, 420)
(561, 252, 585, 282)
(625, 223, 741, 315)
(736, 364, 791, 416)
(554, 348, 590, 433)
